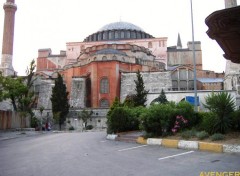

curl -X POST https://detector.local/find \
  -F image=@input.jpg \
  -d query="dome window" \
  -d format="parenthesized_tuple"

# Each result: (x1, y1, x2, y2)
(131, 31, 136, 38)
(115, 31, 119, 39)
(103, 32, 108, 40)
(148, 42, 152, 48)
(126, 31, 130, 38)
(121, 31, 125, 38)
(109, 31, 114, 40)
(98, 33, 102, 41)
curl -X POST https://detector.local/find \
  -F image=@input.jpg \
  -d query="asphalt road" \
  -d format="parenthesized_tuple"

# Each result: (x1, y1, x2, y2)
(0, 131, 239, 176)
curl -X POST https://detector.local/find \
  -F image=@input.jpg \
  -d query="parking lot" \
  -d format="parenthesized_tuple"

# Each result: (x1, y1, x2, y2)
(0, 131, 239, 176)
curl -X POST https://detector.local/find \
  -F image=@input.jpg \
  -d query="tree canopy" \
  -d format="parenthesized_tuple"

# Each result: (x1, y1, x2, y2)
(0, 59, 36, 112)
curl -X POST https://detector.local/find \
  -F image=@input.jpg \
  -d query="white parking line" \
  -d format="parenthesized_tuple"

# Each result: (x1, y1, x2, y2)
(158, 151, 194, 160)
(118, 145, 148, 152)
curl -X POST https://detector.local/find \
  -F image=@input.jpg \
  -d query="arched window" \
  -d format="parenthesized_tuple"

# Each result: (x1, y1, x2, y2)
(103, 32, 108, 40)
(112, 55, 117, 60)
(148, 42, 152, 48)
(100, 77, 109, 93)
(126, 31, 130, 38)
(102, 56, 107, 60)
(100, 99, 109, 107)
(121, 31, 125, 38)
(115, 31, 119, 39)
(109, 31, 114, 40)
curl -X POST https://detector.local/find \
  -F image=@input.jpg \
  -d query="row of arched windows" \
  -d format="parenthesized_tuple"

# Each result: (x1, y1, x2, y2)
(84, 30, 152, 42)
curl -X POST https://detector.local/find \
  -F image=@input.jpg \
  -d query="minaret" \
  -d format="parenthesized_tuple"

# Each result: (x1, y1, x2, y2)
(1, 0, 17, 76)
(177, 33, 182, 49)
(225, 0, 237, 8)
(224, 0, 239, 91)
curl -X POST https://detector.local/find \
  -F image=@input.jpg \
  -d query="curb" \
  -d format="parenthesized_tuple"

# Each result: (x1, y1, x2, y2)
(139, 137, 239, 153)
(199, 142, 223, 153)
(106, 134, 240, 153)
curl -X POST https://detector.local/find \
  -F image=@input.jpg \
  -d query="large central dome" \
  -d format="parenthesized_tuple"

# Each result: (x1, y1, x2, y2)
(98, 21, 144, 32)
(84, 21, 153, 42)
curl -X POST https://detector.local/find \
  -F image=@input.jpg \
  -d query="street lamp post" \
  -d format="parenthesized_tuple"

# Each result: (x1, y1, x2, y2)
(190, 0, 198, 112)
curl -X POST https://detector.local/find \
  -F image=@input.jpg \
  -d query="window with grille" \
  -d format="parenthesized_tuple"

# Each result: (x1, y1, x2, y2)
(100, 77, 109, 93)
(100, 99, 109, 107)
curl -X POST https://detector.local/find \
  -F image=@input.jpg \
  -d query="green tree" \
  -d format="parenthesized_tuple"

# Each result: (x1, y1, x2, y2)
(18, 60, 37, 113)
(51, 73, 70, 130)
(0, 75, 27, 111)
(203, 92, 235, 133)
(151, 89, 168, 105)
(0, 60, 36, 113)
(78, 109, 93, 130)
(133, 70, 149, 107)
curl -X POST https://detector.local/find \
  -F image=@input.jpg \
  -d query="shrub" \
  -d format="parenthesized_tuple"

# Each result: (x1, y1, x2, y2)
(69, 126, 74, 130)
(196, 131, 209, 140)
(140, 103, 178, 137)
(31, 116, 39, 128)
(86, 125, 93, 130)
(180, 129, 197, 139)
(210, 133, 225, 141)
(171, 115, 188, 133)
(203, 92, 235, 134)
(107, 107, 129, 133)
(198, 112, 217, 134)
(176, 101, 198, 128)
(231, 110, 240, 131)
(140, 107, 163, 137)
(127, 106, 146, 131)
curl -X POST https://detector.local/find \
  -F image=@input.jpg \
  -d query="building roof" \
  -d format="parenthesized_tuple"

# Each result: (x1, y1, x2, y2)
(197, 78, 223, 83)
(98, 21, 144, 32)
(93, 48, 127, 56)
(83, 21, 154, 42)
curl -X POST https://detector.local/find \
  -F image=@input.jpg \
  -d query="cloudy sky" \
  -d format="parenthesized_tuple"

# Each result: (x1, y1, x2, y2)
(0, 0, 239, 75)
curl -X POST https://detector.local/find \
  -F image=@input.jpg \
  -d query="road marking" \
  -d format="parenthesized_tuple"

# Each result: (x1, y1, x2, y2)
(118, 145, 148, 152)
(158, 151, 194, 160)
(100, 140, 107, 143)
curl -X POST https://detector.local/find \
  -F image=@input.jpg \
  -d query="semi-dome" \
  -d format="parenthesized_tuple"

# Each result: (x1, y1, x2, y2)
(84, 21, 154, 42)
(93, 48, 127, 56)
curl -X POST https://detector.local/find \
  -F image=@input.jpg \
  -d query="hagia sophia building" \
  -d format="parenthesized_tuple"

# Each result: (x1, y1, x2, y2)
(34, 20, 225, 110)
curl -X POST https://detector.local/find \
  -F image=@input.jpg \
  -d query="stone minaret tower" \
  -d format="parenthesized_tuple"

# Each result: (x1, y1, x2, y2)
(225, 0, 237, 8)
(1, 0, 17, 76)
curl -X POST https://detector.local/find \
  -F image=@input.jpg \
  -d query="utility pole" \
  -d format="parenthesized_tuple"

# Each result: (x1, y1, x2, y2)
(190, 0, 198, 111)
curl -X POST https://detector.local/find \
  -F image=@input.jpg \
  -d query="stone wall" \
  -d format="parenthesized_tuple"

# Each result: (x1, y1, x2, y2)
(37, 79, 54, 109)
(70, 78, 86, 108)
(66, 108, 108, 131)
(120, 71, 172, 102)
(147, 90, 238, 110)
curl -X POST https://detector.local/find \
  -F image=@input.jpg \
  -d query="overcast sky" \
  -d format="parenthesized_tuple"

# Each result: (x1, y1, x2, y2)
(0, 0, 239, 75)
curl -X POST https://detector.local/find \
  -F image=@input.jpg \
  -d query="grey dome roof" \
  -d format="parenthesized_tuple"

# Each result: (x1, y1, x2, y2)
(98, 21, 144, 32)
(83, 21, 154, 42)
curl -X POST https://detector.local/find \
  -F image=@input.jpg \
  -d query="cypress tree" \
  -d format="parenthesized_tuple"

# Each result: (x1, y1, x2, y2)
(133, 70, 149, 107)
(51, 73, 69, 130)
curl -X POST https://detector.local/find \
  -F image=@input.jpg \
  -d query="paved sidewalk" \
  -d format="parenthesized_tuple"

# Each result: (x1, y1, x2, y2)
(0, 130, 49, 141)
